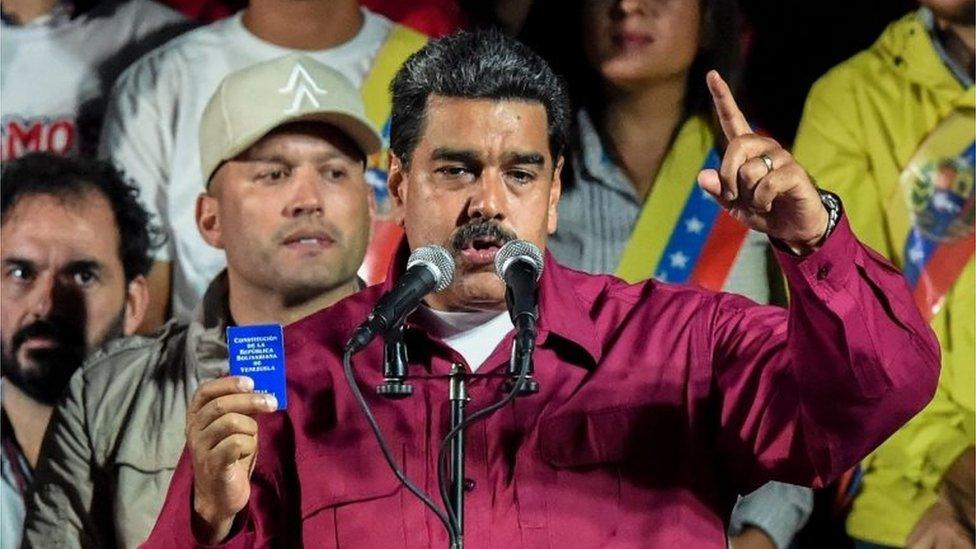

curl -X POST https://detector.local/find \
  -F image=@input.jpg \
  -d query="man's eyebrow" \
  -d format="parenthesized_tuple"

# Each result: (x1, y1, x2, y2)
(2, 257, 34, 270)
(431, 148, 482, 164)
(63, 259, 103, 273)
(503, 151, 545, 166)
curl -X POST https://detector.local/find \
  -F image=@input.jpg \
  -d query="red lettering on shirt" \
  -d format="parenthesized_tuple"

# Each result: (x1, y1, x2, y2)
(2, 117, 78, 161)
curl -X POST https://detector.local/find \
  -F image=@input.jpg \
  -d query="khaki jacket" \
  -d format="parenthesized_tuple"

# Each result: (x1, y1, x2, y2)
(23, 276, 230, 548)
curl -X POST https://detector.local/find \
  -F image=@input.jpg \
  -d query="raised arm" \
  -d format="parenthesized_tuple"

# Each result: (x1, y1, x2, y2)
(697, 72, 941, 492)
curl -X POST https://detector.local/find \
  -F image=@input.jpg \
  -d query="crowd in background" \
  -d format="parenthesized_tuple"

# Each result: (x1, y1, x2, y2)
(0, 0, 972, 548)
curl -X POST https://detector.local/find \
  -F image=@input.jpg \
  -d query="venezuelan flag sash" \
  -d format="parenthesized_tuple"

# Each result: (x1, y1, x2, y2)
(896, 109, 975, 321)
(616, 116, 749, 289)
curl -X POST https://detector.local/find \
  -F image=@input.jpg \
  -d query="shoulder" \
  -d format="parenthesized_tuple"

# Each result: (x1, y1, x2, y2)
(113, 0, 187, 27)
(284, 285, 384, 355)
(807, 13, 919, 105)
(556, 264, 721, 333)
(79, 320, 189, 393)
(110, 17, 229, 95)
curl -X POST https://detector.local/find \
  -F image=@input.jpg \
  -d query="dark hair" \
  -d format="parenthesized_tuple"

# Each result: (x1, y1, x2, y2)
(390, 29, 571, 167)
(518, 0, 741, 119)
(1, 153, 162, 282)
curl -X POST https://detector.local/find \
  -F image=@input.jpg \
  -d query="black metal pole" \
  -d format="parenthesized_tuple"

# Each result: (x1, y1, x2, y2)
(448, 365, 468, 548)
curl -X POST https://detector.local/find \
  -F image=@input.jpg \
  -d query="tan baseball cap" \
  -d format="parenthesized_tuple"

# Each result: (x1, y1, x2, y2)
(199, 53, 382, 186)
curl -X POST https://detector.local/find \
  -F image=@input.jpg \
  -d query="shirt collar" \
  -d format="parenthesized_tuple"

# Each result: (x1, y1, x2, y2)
(384, 241, 604, 367)
(920, 7, 975, 88)
(535, 249, 603, 366)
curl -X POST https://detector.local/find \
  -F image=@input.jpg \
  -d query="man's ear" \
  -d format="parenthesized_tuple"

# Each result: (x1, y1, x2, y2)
(196, 191, 224, 249)
(547, 156, 564, 235)
(387, 154, 407, 227)
(122, 275, 150, 335)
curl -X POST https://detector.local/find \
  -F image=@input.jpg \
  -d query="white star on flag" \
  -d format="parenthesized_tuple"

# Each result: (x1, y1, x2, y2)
(669, 251, 689, 269)
(908, 243, 926, 265)
(685, 217, 704, 234)
(278, 63, 327, 114)
(931, 192, 961, 214)
(654, 271, 669, 282)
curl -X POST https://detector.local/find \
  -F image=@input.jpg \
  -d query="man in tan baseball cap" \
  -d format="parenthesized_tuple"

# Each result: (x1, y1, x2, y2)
(23, 53, 380, 548)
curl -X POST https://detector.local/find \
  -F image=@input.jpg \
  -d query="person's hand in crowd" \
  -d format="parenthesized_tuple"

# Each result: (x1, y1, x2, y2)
(729, 526, 777, 549)
(906, 490, 975, 549)
(697, 71, 829, 256)
(186, 376, 277, 543)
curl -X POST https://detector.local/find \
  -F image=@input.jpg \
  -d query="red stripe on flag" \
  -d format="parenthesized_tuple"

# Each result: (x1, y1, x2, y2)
(360, 219, 404, 286)
(690, 211, 749, 291)
(912, 234, 975, 320)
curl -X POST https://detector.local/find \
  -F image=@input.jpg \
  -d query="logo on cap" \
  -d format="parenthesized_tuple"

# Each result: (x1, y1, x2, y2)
(278, 62, 327, 114)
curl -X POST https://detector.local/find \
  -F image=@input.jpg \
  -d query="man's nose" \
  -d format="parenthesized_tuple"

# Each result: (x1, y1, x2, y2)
(284, 166, 325, 218)
(467, 170, 508, 221)
(26, 273, 56, 321)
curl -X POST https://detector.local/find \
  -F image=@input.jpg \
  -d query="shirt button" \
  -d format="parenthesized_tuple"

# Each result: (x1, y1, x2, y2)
(816, 264, 831, 280)
(463, 478, 476, 492)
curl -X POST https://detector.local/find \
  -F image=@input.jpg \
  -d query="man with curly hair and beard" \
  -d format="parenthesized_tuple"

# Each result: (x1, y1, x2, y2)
(0, 152, 154, 549)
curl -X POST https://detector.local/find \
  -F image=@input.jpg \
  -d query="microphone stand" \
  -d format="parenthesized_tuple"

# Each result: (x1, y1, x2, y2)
(448, 364, 468, 547)
(375, 318, 538, 548)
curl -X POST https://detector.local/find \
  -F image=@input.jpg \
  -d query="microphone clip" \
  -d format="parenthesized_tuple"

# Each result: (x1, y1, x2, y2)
(376, 320, 414, 399)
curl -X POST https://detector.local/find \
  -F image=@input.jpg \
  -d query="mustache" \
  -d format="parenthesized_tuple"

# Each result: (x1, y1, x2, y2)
(449, 219, 517, 253)
(11, 319, 81, 353)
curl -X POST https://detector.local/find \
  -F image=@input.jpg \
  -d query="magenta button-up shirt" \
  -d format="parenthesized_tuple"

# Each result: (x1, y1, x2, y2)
(144, 216, 939, 548)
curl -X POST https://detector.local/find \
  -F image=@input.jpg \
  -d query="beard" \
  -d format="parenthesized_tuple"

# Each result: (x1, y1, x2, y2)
(1, 311, 124, 405)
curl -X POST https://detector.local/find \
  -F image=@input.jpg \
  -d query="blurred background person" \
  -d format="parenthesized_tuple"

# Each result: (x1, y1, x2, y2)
(157, 0, 463, 36)
(533, 1, 813, 548)
(794, 1, 975, 548)
(98, 0, 427, 333)
(23, 54, 379, 549)
(0, 153, 155, 549)
(0, 0, 188, 161)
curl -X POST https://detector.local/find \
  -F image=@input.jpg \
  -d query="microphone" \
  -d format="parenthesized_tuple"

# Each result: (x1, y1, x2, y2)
(345, 245, 455, 354)
(494, 240, 543, 395)
(494, 239, 544, 333)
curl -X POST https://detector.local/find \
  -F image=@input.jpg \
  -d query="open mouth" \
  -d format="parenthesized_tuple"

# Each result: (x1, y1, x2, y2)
(459, 235, 504, 265)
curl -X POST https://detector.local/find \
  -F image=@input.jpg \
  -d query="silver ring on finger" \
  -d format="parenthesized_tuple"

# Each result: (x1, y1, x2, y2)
(759, 153, 774, 175)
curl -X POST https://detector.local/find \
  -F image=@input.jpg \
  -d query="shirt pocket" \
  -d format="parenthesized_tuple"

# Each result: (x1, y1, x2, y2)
(514, 406, 636, 544)
(297, 442, 409, 548)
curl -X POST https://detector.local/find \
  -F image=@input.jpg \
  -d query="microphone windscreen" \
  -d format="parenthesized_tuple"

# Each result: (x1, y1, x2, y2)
(406, 245, 456, 292)
(494, 240, 544, 281)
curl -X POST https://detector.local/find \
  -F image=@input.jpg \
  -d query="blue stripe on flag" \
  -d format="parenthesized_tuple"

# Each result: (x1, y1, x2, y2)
(654, 150, 722, 284)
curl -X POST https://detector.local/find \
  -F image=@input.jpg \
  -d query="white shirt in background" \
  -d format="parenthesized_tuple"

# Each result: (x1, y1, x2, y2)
(98, 8, 393, 319)
(1, 0, 187, 160)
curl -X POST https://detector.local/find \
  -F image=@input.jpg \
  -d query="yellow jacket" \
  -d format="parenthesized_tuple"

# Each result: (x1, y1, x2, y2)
(794, 10, 975, 546)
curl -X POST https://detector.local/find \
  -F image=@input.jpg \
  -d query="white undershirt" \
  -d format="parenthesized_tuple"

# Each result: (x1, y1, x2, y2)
(414, 307, 513, 372)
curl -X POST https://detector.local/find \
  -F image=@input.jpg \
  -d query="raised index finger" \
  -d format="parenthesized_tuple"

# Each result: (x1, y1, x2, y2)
(706, 70, 751, 140)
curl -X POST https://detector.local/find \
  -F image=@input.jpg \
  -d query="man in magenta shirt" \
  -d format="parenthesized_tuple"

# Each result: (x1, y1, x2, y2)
(144, 31, 940, 548)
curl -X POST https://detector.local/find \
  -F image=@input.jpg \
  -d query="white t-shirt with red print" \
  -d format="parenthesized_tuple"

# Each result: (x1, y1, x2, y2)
(0, 0, 186, 161)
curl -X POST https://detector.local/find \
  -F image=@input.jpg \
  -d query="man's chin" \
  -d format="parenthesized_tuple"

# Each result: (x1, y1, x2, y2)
(3, 347, 84, 405)
(437, 272, 507, 311)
